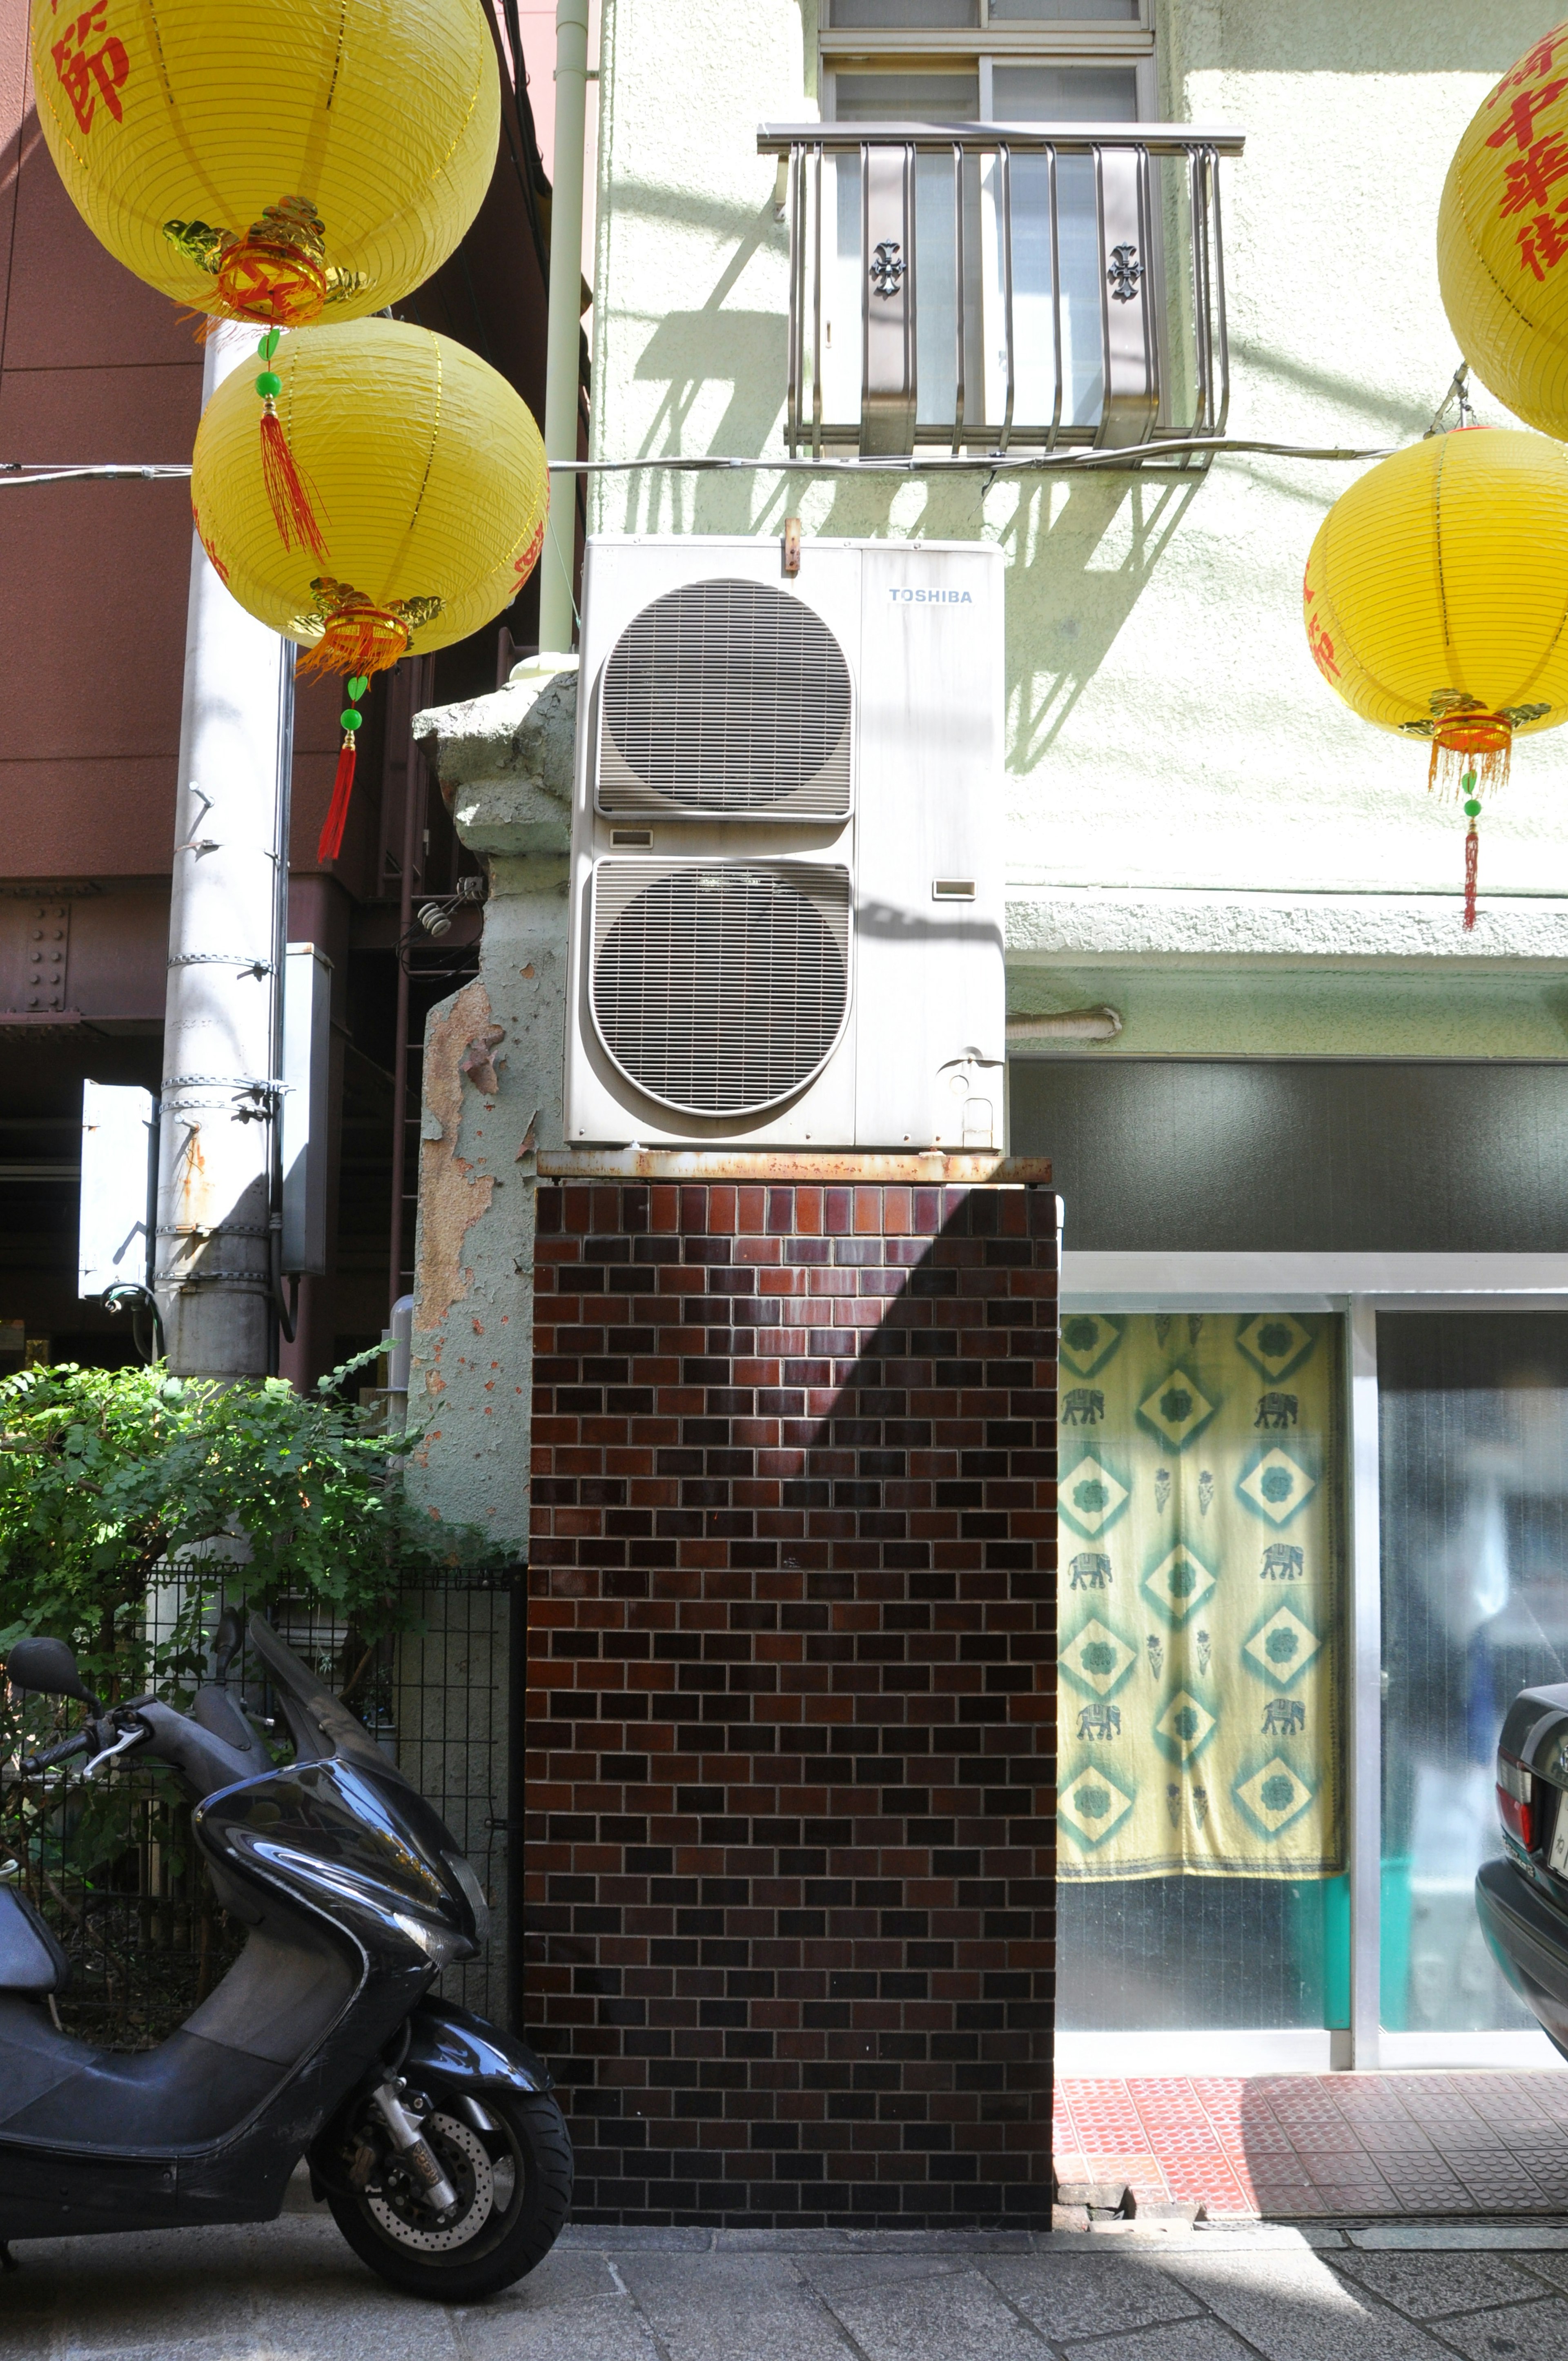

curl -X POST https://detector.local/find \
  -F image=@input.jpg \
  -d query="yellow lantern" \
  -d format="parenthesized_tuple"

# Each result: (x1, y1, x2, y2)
(1438, 23, 1568, 435)
(28, 0, 498, 330)
(1302, 426, 1568, 926)
(191, 319, 548, 860)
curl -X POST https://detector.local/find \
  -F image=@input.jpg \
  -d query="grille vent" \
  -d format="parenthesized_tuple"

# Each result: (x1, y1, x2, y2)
(597, 579, 853, 818)
(590, 860, 851, 1116)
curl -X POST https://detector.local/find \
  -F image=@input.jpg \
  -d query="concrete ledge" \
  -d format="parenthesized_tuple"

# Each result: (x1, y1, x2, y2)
(537, 1149, 1055, 1183)
(1006, 884, 1568, 967)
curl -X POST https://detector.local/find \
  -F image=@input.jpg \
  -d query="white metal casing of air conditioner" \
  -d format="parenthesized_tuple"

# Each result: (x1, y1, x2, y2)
(564, 534, 1005, 1149)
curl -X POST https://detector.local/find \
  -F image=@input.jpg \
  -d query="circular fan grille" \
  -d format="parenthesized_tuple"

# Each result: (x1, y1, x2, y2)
(599, 579, 852, 813)
(592, 863, 850, 1116)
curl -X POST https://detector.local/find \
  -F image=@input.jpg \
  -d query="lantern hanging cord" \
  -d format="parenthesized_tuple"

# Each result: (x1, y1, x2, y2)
(1424, 363, 1475, 437)
(1, 435, 1400, 488)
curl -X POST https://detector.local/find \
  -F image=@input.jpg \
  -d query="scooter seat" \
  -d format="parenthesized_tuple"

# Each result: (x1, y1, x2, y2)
(0, 1887, 69, 1996)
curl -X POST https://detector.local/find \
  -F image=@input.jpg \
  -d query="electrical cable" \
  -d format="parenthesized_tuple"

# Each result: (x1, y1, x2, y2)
(0, 435, 1398, 488)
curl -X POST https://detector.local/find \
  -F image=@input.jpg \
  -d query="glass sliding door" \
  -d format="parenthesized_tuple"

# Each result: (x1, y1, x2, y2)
(1056, 1311, 1349, 2033)
(1378, 1314, 1568, 2036)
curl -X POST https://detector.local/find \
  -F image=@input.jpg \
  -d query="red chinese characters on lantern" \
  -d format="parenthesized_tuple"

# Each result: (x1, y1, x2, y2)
(1488, 32, 1568, 107)
(1303, 569, 1340, 684)
(1486, 80, 1568, 158)
(1499, 131, 1568, 216)
(1480, 42, 1568, 277)
(1519, 207, 1568, 281)
(50, 2, 129, 135)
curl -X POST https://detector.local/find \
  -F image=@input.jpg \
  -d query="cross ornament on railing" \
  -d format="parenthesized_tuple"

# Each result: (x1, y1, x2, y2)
(869, 239, 906, 299)
(1107, 242, 1143, 303)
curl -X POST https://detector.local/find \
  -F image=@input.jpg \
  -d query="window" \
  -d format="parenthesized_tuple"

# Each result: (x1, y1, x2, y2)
(820, 0, 1156, 123)
(817, 0, 1162, 440)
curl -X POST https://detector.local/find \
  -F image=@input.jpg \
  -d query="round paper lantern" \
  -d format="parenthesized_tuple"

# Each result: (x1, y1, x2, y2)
(1302, 426, 1568, 926)
(191, 319, 548, 860)
(27, 0, 498, 328)
(1439, 24, 1568, 435)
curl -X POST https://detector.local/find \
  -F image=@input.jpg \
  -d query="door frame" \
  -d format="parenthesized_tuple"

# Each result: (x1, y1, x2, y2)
(1060, 1252, 1568, 2073)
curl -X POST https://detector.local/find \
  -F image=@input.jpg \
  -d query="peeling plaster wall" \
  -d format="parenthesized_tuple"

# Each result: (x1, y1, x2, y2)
(404, 664, 576, 1541)
(590, 0, 1568, 1046)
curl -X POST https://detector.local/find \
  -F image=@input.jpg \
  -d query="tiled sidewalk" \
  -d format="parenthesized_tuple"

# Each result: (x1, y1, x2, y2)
(1056, 2073, 1568, 2217)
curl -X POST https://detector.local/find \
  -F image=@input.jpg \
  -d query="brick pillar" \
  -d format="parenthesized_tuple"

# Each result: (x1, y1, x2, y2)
(528, 1161, 1058, 2227)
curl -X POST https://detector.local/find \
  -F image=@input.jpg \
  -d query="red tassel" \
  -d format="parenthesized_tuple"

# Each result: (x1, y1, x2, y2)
(1464, 824, 1479, 931)
(318, 738, 356, 864)
(259, 401, 328, 562)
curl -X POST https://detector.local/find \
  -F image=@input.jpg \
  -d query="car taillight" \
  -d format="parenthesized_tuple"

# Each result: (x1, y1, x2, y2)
(1498, 1750, 1535, 1851)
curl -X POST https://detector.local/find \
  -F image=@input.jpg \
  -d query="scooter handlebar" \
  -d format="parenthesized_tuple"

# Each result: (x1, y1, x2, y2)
(18, 1729, 90, 1775)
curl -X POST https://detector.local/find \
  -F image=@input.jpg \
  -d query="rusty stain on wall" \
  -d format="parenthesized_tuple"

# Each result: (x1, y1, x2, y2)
(415, 978, 497, 1332)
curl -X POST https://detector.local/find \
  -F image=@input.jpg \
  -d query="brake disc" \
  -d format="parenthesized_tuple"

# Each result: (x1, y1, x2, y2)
(367, 2114, 494, 2253)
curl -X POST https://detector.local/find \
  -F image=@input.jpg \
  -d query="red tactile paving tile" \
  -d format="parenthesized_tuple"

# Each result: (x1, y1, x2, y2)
(1056, 2073, 1568, 2220)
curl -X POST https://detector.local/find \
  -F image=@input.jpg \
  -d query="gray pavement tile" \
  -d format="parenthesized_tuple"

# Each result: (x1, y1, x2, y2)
(796, 2253, 971, 2291)
(1350, 2227, 1568, 2250)
(1506, 2251, 1568, 2293)
(819, 2266, 1051, 2361)
(566, 2227, 715, 2250)
(4, 2225, 265, 2361)
(1060, 2322, 1258, 2361)
(195, 2217, 463, 2361)
(982, 2251, 1204, 2339)
(465, 2248, 623, 2308)
(1436, 2294, 1568, 2361)
(1327, 2251, 1553, 2319)
(453, 2291, 661, 2361)
(615, 2251, 858, 2361)
(1162, 2249, 1452, 2359)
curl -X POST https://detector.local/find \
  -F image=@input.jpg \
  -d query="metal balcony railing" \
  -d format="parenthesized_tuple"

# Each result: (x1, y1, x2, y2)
(757, 122, 1244, 465)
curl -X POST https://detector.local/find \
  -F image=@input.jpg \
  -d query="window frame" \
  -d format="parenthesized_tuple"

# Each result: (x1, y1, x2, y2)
(1059, 1250, 1568, 2077)
(820, 0, 1158, 115)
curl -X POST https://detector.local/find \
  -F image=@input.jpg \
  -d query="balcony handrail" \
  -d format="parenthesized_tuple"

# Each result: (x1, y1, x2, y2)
(758, 120, 1246, 158)
(764, 119, 1241, 464)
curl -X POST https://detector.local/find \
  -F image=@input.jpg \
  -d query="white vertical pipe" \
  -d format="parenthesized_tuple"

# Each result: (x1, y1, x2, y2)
(155, 324, 294, 1379)
(538, 0, 590, 657)
(1348, 1296, 1383, 2069)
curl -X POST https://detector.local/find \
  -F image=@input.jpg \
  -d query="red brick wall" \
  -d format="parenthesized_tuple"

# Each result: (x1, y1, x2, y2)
(528, 1176, 1058, 2225)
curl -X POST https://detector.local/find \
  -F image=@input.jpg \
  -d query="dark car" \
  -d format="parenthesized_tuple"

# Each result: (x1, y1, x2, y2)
(1475, 1680, 1568, 2054)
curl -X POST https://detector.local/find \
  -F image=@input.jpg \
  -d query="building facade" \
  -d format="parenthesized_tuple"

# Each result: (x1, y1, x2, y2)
(406, 0, 1568, 2142)
(0, 3, 556, 1385)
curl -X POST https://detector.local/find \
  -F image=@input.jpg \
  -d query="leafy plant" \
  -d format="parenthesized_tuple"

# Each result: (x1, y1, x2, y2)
(0, 1349, 484, 1690)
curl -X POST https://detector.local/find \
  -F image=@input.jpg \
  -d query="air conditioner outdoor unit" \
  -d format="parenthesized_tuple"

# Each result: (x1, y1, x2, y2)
(564, 533, 1005, 1149)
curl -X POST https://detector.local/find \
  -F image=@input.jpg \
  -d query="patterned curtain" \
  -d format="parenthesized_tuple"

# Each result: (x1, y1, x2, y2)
(1057, 1312, 1345, 1881)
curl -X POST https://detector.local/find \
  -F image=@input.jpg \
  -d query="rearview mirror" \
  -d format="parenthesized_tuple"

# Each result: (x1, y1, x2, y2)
(5, 1637, 103, 1713)
(212, 1605, 245, 1686)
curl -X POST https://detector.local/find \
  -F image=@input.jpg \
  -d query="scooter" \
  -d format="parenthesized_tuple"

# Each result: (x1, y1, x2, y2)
(0, 1611, 571, 2301)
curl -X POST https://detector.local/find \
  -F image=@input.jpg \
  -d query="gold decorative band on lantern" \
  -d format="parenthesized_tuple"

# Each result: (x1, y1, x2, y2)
(1396, 696, 1552, 796)
(163, 198, 368, 327)
(294, 579, 445, 680)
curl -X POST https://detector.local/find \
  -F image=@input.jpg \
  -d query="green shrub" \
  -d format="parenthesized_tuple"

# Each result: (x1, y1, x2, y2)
(0, 1351, 485, 1691)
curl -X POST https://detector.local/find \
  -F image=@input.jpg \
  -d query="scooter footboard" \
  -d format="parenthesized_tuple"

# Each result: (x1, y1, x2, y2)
(404, 1997, 555, 2098)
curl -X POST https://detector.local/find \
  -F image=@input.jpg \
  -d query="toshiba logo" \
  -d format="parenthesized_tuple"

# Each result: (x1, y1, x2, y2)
(887, 587, 973, 605)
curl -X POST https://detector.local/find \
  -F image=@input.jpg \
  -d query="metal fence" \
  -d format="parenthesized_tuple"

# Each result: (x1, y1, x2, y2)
(0, 1564, 524, 2051)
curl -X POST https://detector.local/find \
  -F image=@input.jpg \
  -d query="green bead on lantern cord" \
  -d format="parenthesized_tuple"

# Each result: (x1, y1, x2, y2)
(341, 708, 363, 732)
(1464, 798, 1482, 819)
(255, 370, 282, 399)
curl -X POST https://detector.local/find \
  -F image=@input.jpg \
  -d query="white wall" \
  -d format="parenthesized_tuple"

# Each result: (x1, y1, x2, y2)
(587, 0, 1568, 1055)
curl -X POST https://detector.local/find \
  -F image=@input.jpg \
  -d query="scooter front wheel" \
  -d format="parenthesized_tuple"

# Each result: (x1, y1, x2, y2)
(325, 2088, 572, 2302)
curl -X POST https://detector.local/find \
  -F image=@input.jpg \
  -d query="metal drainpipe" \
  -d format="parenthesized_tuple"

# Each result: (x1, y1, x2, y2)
(154, 323, 295, 1379)
(538, 0, 590, 658)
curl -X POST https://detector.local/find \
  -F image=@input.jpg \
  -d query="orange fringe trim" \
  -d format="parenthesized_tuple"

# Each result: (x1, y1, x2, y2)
(259, 403, 329, 563)
(297, 606, 411, 681)
(318, 736, 357, 864)
(216, 241, 327, 327)
(1427, 717, 1512, 799)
